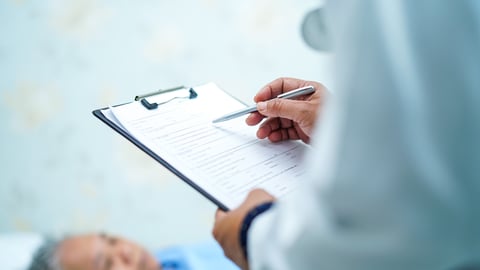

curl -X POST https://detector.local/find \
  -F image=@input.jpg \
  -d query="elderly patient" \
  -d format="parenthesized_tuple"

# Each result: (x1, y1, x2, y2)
(28, 233, 239, 270)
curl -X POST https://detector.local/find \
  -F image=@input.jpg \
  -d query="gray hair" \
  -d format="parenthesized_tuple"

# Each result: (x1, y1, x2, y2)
(27, 239, 63, 270)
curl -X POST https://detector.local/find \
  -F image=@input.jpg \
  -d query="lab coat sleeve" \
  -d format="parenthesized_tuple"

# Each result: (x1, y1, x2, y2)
(248, 1, 480, 269)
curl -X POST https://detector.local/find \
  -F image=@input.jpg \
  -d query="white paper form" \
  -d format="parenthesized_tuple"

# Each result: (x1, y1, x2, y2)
(109, 83, 309, 209)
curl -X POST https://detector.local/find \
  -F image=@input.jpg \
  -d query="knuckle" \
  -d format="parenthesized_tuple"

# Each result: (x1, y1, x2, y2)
(268, 99, 283, 114)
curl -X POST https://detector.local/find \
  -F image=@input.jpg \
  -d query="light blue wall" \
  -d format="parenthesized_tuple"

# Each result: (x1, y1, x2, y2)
(0, 0, 331, 249)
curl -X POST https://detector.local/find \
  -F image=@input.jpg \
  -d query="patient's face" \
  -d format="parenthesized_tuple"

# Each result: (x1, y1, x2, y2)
(57, 234, 161, 270)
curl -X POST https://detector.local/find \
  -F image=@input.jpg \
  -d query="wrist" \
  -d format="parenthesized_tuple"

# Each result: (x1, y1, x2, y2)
(239, 202, 275, 260)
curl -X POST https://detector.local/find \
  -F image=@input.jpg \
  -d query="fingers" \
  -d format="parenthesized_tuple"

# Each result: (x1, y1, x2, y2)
(249, 78, 326, 144)
(256, 118, 278, 139)
(245, 112, 265, 126)
(254, 77, 312, 103)
(252, 98, 317, 142)
(269, 128, 299, 142)
(247, 104, 298, 128)
(256, 117, 305, 142)
(257, 98, 307, 123)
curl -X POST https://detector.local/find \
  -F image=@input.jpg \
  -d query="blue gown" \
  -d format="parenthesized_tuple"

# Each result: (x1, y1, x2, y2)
(155, 240, 239, 270)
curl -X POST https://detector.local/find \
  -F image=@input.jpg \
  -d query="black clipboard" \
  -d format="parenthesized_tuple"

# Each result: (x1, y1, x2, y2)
(92, 85, 231, 211)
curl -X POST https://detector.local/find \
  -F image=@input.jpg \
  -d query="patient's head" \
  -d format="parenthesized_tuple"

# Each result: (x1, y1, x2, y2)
(28, 233, 161, 270)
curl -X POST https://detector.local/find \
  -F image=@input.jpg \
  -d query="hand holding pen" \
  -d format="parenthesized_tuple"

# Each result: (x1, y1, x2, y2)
(246, 77, 328, 144)
(213, 85, 315, 123)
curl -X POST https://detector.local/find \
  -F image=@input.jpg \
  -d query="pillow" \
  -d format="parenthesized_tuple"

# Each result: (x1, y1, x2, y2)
(0, 233, 44, 270)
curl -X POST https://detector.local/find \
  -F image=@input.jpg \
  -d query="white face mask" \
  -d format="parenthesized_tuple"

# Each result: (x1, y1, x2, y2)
(301, 7, 331, 52)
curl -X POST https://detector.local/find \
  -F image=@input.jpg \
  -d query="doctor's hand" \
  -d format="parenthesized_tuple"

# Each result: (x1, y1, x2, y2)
(246, 77, 328, 144)
(212, 189, 275, 270)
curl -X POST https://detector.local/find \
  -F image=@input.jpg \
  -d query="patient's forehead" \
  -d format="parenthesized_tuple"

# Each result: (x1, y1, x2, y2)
(58, 234, 99, 270)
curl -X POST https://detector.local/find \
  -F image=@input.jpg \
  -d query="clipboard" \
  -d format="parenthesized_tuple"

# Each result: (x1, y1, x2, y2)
(93, 85, 232, 210)
(92, 83, 308, 211)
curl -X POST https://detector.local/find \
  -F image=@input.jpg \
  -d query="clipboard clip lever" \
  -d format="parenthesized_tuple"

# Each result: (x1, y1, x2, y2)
(135, 86, 198, 110)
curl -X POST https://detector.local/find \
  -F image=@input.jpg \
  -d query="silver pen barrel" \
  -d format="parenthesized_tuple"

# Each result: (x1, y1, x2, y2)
(212, 85, 315, 123)
(212, 105, 258, 123)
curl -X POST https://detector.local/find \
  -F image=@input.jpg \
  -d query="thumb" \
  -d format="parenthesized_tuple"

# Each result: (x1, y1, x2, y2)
(257, 98, 307, 122)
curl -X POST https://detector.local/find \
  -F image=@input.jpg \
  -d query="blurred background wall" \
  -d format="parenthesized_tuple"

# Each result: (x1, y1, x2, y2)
(0, 0, 331, 250)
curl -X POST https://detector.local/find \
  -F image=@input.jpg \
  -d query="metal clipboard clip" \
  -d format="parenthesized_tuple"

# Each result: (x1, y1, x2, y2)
(134, 86, 198, 110)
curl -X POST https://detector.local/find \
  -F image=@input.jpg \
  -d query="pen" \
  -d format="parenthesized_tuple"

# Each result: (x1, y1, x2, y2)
(212, 85, 315, 123)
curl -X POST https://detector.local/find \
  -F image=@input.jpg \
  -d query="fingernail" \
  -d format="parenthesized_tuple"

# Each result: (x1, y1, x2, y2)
(257, 101, 266, 111)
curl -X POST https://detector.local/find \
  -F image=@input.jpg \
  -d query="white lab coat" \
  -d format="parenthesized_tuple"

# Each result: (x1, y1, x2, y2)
(248, 1, 480, 269)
